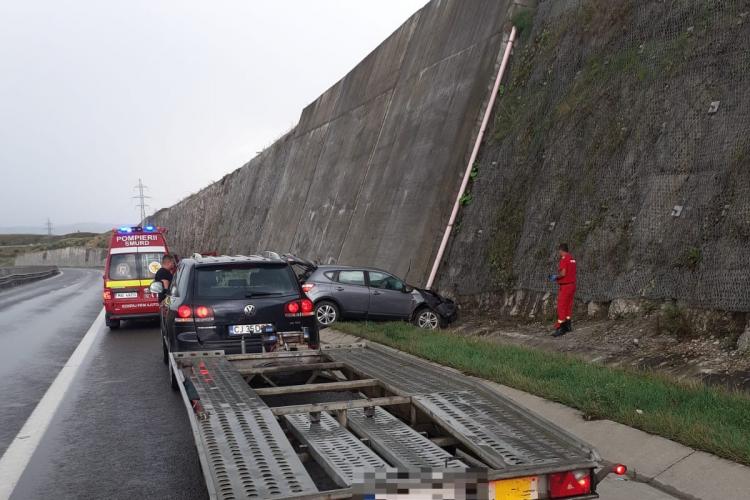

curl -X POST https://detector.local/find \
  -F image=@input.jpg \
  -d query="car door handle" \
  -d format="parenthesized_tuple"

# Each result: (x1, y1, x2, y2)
(372, 291, 382, 295)
(336, 287, 345, 291)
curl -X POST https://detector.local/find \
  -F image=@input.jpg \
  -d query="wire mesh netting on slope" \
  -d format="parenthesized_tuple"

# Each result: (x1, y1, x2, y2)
(440, 0, 750, 311)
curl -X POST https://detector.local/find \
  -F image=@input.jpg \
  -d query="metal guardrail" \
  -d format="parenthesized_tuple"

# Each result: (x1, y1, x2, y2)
(0, 266, 59, 289)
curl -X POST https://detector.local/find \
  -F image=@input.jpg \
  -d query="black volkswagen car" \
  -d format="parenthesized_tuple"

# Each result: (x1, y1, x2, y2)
(152, 255, 319, 364)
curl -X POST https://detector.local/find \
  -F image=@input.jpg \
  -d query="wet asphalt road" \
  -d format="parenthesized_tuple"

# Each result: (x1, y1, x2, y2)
(2, 269, 207, 499)
(0, 268, 102, 456)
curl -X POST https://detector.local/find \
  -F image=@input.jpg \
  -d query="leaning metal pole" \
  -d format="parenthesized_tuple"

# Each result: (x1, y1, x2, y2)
(426, 25, 518, 289)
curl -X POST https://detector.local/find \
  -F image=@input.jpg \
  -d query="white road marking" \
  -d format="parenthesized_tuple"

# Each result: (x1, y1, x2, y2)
(0, 308, 105, 499)
(44, 268, 65, 282)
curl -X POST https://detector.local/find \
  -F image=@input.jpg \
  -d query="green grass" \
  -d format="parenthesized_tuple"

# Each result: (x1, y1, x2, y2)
(512, 9, 535, 40)
(335, 321, 750, 465)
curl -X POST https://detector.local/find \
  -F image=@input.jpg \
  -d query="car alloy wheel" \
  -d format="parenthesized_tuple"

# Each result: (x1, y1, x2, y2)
(417, 310, 439, 330)
(316, 303, 337, 326)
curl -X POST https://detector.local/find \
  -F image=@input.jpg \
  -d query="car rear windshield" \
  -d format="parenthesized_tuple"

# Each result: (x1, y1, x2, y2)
(195, 264, 298, 299)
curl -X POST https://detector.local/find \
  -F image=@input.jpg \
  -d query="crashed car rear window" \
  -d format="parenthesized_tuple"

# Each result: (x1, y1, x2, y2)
(195, 264, 297, 299)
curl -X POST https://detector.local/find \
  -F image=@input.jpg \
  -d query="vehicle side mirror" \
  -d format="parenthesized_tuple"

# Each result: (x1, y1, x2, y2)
(403, 285, 414, 293)
(150, 281, 164, 294)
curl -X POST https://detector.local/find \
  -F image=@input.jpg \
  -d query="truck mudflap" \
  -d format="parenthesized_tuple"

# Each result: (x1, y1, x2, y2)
(170, 344, 605, 500)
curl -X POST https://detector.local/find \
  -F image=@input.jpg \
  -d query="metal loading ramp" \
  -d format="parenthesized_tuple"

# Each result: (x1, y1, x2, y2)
(186, 356, 319, 499)
(173, 344, 601, 499)
(326, 345, 597, 473)
(414, 391, 579, 469)
(285, 411, 389, 487)
(347, 406, 467, 470)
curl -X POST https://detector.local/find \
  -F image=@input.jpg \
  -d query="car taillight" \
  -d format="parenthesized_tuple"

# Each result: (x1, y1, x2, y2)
(177, 305, 192, 319)
(285, 301, 300, 315)
(103, 289, 112, 301)
(194, 305, 213, 320)
(549, 470, 591, 498)
(285, 299, 315, 317)
(301, 283, 315, 293)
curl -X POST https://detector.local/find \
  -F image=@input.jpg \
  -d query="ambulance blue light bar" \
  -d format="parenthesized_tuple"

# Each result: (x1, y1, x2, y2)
(115, 225, 165, 234)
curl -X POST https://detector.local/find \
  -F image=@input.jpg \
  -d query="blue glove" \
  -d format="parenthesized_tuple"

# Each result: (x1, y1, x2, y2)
(548, 274, 558, 282)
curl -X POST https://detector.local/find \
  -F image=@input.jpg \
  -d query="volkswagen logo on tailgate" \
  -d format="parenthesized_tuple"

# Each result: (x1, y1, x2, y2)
(244, 304, 256, 316)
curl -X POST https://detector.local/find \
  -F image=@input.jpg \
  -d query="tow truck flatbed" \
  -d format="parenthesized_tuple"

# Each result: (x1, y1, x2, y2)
(170, 342, 605, 499)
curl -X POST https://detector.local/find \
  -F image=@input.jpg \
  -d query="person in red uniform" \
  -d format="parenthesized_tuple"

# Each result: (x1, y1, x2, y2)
(549, 243, 577, 337)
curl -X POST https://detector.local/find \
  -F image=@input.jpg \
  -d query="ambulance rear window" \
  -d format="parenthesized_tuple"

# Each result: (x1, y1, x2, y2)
(139, 253, 163, 279)
(108, 252, 164, 280)
(109, 254, 138, 280)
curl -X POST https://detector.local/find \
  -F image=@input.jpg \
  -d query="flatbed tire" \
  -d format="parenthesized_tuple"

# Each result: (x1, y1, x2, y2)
(162, 342, 169, 365)
(169, 358, 179, 391)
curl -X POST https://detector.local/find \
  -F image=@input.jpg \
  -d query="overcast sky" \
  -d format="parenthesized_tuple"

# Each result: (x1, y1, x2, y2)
(0, 0, 426, 231)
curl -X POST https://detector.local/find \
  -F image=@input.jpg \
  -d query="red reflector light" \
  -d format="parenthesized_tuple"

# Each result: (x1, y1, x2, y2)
(614, 464, 627, 476)
(103, 289, 112, 301)
(549, 470, 591, 498)
(300, 298, 314, 314)
(177, 305, 192, 318)
(194, 306, 213, 319)
(301, 283, 314, 293)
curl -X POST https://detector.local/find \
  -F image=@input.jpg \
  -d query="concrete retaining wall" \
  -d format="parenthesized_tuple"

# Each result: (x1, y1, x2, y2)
(152, 0, 518, 285)
(436, 0, 750, 311)
(15, 247, 106, 268)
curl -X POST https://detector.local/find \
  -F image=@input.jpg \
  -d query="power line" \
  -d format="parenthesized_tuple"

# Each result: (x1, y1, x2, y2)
(45, 218, 53, 236)
(133, 178, 151, 224)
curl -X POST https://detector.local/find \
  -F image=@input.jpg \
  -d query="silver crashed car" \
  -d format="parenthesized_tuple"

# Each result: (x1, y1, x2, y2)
(272, 254, 457, 330)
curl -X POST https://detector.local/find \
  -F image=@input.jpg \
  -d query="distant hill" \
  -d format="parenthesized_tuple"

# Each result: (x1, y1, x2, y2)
(0, 222, 116, 235)
(0, 231, 110, 266)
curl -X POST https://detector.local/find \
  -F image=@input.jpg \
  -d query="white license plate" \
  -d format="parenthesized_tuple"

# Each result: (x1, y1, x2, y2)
(229, 324, 272, 335)
(115, 292, 138, 299)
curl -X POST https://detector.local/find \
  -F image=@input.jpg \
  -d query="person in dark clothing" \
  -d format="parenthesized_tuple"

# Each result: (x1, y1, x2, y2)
(154, 254, 176, 303)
